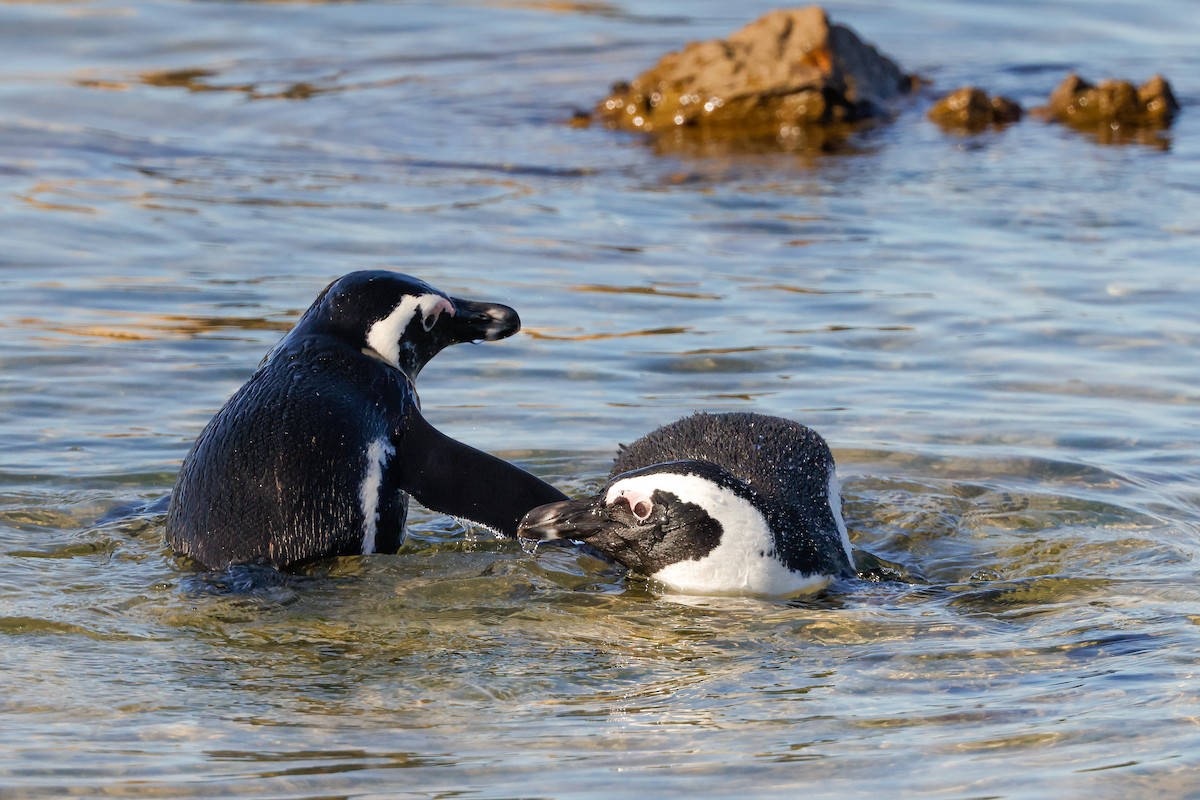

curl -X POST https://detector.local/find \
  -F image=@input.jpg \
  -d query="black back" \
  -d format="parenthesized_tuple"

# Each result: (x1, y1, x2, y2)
(168, 332, 411, 568)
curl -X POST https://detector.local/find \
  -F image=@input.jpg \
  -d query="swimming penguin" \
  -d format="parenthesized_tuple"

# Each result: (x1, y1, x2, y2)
(517, 412, 854, 596)
(166, 270, 568, 570)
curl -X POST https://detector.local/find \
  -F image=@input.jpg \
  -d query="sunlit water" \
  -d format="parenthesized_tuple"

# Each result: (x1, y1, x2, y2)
(3, 0, 1200, 797)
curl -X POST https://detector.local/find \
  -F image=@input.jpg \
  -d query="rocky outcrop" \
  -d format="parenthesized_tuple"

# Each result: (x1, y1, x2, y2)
(928, 87, 1022, 132)
(583, 8, 1183, 152)
(1039, 73, 1178, 131)
(594, 6, 913, 141)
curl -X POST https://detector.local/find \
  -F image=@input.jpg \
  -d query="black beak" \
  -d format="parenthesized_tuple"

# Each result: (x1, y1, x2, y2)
(518, 497, 609, 542)
(446, 297, 520, 343)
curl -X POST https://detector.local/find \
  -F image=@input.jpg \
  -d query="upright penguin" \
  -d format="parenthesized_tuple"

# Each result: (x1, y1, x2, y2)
(167, 270, 568, 570)
(518, 412, 855, 596)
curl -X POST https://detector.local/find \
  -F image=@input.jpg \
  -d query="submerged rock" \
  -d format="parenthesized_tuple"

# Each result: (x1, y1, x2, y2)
(1039, 73, 1179, 132)
(928, 86, 1022, 132)
(594, 6, 913, 145)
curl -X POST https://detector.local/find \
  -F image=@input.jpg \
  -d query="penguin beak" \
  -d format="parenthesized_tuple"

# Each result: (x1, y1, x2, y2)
(518, 497, 610, 542)
(446, 297, 520, 343)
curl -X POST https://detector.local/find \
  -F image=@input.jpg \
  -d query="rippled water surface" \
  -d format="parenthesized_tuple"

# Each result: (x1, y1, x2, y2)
(3, 0, 1200, 797)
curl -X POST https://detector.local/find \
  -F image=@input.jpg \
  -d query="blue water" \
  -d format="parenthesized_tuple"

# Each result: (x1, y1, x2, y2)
(2, 0, 1200, 797)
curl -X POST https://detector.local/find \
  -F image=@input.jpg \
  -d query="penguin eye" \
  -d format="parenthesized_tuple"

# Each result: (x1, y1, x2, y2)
(614, 492, 654, 523)
(419, 297, 455, 332)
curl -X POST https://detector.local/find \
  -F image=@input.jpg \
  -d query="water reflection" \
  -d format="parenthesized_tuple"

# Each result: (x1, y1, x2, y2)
(6, 310, 291, 343)
(525, 325, 690, 341)
(569, 283, 723, 300)
(121, 67, 417, 101)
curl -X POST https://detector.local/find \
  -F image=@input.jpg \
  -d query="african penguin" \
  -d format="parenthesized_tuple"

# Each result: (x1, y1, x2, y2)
(517, 412, 854, 597)
(166, 270, 568, 570)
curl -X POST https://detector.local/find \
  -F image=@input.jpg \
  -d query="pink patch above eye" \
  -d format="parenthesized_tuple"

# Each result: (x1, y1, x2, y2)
(422, 297, 455, 331)
(614, 490, 654, 522)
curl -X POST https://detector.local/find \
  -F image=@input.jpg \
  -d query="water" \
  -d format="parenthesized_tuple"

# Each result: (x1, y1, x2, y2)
(2, 0, 1200, 796)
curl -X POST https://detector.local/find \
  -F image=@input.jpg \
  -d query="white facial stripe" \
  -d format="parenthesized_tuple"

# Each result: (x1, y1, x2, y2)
(359, 436, 396, 555)
(365, 293, 452, 368)
(605, 472, 831, 597)
(826, 468, 855, 569)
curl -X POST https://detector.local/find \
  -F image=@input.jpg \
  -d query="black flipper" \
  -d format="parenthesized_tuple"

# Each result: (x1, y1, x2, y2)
(397, 408, 568, 536)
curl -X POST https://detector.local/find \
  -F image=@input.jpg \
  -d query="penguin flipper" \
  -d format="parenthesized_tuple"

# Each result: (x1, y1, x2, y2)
(396, 409, 568, 537)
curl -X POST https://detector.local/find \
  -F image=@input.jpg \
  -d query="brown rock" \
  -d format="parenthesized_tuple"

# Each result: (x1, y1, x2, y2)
(1041, 73, 1179, 129)
(928, 87, 1022, 132)
(594, 6, 912, 141)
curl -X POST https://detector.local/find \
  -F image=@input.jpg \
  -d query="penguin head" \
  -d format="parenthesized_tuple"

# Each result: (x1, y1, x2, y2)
(519, 457, 851, 596)
(299, 271, 520, 379)
(519, 460, 779, 588)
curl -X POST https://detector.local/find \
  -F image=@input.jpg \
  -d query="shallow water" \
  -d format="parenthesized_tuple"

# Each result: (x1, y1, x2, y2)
(3, 0, 1200, 796)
